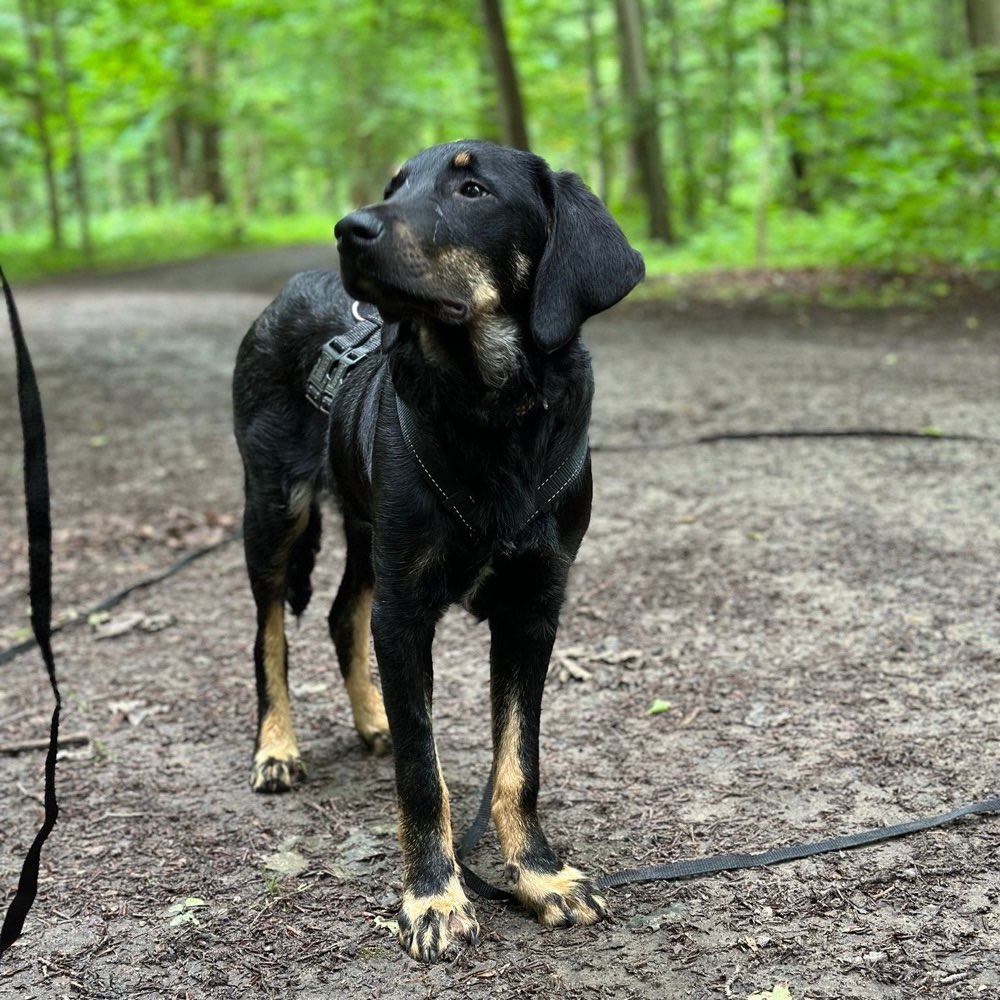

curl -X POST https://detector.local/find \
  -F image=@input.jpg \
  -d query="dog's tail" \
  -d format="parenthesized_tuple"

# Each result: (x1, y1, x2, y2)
(286, 501, 322, 617)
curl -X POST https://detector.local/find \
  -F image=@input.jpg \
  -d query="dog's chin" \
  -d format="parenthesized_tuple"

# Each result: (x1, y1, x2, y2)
(341, 270, 470, 327)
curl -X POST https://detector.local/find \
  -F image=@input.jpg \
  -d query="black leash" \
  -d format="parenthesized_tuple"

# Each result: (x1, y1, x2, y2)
(457, 775, 1000, 903)
(0, 266, 61, 959)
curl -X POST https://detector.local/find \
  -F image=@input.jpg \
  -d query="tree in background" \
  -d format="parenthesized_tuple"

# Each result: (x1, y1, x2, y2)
(614, 0, 674, 242)
(480, 0, 530, 150)
(0, 0, 997, 269)
(15, 0, 63, 249)
(966, 0, 1000, 132)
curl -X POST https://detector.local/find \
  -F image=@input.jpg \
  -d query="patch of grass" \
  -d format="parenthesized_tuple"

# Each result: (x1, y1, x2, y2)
(0, 203, 332, 283)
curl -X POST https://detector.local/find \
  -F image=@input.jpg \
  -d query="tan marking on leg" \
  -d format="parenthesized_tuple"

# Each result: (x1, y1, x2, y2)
(491, 706, 607, 926)
(252, 600, 303, 792)
(342, 588, 390, 753)
(491, 704, 529, 863)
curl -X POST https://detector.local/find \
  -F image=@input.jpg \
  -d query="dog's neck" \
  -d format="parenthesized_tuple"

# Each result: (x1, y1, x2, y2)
(400, 318, 549, 428)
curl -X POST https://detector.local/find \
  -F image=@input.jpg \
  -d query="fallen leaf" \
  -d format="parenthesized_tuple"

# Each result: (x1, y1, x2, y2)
(746, 985, 793, 1000)
(262, 850, 307, 877)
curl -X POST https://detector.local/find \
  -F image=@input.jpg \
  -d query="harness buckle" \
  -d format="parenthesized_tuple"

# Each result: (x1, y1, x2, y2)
(306, 308, 382, 414)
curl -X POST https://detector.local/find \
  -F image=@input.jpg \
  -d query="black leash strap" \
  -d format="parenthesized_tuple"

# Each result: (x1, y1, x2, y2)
(0, 266, 61, 959)
(457, 775, 1000, 902)
(594, 796, 1000, 890)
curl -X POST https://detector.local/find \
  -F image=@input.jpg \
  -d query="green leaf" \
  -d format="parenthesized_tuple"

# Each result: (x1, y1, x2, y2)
(645, 699, 672, 716)
(746, 986, 794, 1000)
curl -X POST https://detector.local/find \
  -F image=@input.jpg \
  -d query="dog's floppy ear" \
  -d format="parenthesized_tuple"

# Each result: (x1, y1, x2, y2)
(530, 171, 645, 354)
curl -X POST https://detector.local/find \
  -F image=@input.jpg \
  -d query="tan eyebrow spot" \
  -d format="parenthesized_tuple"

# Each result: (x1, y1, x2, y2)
(452, 150, 472, 168)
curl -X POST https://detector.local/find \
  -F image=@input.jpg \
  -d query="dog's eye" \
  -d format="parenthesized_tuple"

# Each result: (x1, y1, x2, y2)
(458, 180, 489, 199)
(384, 172, 407, 199)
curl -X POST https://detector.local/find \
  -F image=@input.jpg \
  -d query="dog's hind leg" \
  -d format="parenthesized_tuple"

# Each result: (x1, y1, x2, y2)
(244, 479, 317, 793)
(328, 519, 390, 754)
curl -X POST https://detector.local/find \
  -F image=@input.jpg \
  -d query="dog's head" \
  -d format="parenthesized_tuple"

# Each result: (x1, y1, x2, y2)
(335, 141, 644, 380)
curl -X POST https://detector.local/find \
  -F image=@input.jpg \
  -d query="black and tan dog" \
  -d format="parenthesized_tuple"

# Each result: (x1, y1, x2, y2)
(233, 140, 643, 961)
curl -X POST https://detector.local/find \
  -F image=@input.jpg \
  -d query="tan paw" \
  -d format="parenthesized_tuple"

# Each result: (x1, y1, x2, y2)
(350, 687, 392, 755)
(251, 753, 305, 793)
(397, 878, 479, 962)
(510, 864, 608, 928)
(355, 711, 391, 755)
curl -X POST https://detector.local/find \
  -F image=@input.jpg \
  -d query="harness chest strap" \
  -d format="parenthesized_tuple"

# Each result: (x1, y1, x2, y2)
(396, 395, 589, 541)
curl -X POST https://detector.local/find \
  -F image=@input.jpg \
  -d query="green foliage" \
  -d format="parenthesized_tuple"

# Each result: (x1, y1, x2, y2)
(0, 0, 996, 277)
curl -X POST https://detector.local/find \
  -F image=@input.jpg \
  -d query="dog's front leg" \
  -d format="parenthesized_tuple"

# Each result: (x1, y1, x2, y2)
(488, 570, 607, 928)
(370, 591, 479, 962)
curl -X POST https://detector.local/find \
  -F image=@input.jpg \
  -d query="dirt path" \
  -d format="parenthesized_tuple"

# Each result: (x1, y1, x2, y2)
(1, 248, 998, 999)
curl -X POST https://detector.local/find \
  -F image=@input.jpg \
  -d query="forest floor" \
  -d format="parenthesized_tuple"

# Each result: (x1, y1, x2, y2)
(0, 246, 997, 999)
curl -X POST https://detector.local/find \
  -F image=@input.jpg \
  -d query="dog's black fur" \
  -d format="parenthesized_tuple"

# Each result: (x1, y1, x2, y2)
(233, 140, 643, 961)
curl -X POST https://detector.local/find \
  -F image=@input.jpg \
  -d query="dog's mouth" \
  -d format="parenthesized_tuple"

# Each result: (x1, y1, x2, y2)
(342, 268, 471, 326)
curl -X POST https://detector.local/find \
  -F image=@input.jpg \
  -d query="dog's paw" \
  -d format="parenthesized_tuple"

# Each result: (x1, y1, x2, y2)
(251, 753, 305, 793)
(509, 864, 607, 928)
(361, 726, 392, 756)
(349, 687, 392, 756)
(354, 707, 391, 756)
(397, 878, 479, 962)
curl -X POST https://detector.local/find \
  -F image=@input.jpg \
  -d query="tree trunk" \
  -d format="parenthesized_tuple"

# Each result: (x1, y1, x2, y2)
(966, 0, 1000, 133)
(144, 141, 161, 206)
(755, 34, 776, 267)
(779, 0, 816, 212)
(191, 43, 228, 206)
(17, 0, 63, 249)
(480, 0, 531, 150)
(41, 0, 91, 256)
(582, 0, 611, 204)
(660, 0, 699, 226)
(614, 0, 674, 242)
(165, 111, 194, 199)
(714, 0, 737, 205)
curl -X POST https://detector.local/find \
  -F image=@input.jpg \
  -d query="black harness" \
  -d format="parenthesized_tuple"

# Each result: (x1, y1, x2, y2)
(306, 302, 590, 542)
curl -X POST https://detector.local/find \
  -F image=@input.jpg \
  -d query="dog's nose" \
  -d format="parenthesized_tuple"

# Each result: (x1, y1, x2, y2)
(335, 210, 385, 246)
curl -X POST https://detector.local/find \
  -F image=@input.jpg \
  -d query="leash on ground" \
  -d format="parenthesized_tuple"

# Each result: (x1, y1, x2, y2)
(0, 266, 61, 960)
(457, 776, 1000, 903)
(0, 531, 241, 667)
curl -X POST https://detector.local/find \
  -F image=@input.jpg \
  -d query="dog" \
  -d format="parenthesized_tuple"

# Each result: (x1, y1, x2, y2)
(233, 140, 644, 961)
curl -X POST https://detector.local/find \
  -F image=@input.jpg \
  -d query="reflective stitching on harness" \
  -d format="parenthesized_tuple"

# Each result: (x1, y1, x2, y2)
(397, 406, 477, 536)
